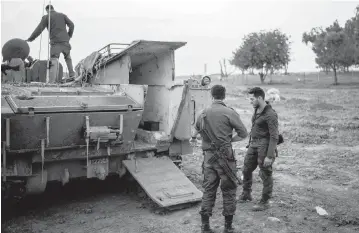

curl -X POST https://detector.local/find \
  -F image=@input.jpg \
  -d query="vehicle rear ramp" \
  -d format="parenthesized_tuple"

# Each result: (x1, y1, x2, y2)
(123, 156, 203, 208)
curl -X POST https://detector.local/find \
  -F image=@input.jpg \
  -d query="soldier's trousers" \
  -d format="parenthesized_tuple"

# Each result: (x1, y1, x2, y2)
(50, 42, 75, 77)
(199, 150, 237, 217)
(242, 144, 274, 200)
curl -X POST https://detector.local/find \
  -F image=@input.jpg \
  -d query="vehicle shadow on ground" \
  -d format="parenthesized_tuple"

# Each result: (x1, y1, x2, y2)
(2, 174, 138, 221)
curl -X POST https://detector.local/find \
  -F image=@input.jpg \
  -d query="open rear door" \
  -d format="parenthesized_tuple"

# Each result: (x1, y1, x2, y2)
(123, 157, 202, 207)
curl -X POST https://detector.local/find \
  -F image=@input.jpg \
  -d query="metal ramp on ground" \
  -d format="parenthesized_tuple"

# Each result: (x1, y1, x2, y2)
(123, 157, 202, 207)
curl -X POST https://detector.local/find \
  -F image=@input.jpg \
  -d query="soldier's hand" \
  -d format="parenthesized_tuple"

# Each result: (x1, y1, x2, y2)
(237, 175, 243, 185)
(231, 134, 243, 142)
(263, 157, 274, 167)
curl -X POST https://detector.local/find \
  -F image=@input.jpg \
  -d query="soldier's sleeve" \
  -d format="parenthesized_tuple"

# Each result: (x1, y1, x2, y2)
(265, 111, 279, 159)
(64, 14, 75, 38)
(228, 109, 248, 138)
(265, 111, 279, 140)
(194, 113, 202, 131)
(28, 16, 47, 42)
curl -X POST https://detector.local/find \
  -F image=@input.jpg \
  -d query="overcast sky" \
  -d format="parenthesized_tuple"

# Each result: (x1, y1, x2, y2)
(1, 0, 358, 75)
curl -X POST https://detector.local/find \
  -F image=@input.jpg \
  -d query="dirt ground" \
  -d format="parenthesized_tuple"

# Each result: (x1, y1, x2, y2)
(2, 77, 359, 233)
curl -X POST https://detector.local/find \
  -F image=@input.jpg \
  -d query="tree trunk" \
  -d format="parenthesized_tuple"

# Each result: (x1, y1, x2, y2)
(223, 59, 228, 78)
(333, 66, 338, 85)
(219, 61, 224, 81)
(284, 63, 288, 75)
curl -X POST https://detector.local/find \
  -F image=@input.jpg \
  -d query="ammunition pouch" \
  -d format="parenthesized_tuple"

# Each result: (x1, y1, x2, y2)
(278, 134, 284, 145)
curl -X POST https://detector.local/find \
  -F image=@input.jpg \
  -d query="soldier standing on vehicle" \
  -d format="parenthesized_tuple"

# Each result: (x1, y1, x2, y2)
(26, 4, 75, 81)
(191, 85, 248, 233)
(238, 87, 279, 211)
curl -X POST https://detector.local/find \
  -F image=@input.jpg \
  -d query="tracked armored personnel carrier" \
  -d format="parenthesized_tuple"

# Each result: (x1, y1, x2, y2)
(1, 40, 212, 207)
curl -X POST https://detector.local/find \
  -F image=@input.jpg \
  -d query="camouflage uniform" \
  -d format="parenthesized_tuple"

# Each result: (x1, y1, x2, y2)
(195, 100, 248, 217)
(242, 104, 278, 203)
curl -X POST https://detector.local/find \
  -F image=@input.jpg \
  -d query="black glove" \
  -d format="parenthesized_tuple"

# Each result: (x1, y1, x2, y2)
(277, 134, 284, 145)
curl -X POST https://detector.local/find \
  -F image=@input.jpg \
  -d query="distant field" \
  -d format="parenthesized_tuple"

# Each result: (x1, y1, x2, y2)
(225, 71, 359, 88)
(177, 71, 359, 89)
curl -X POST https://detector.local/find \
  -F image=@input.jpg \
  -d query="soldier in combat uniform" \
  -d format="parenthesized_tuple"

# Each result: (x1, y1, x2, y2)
(26, 4, 76, 81)
(238, 87, 279, 211)
(191, 85, 248, 233)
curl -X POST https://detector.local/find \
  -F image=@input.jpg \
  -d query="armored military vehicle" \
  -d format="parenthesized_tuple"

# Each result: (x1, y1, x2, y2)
(1, 40, 212, 207)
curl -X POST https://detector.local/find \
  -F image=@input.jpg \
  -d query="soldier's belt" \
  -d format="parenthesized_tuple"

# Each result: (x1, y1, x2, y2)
(251, 137, 269, 141)
(203, 148, 216, 152)
(250, 135, 284, 145)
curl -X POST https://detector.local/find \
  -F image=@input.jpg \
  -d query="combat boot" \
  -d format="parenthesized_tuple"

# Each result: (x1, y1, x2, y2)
(252, 198, 270, 211)
(223, 215, 235, 233)
(238, 191, 253, 203)
(201, 215, 214, 233)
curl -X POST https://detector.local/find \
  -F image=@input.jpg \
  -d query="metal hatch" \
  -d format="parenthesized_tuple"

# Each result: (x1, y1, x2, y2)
(4, 95, 141, 113)
(123, 157, 203, 207)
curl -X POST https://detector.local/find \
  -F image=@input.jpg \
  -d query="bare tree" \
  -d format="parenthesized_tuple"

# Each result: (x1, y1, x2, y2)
(219, 58, 235, 81)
